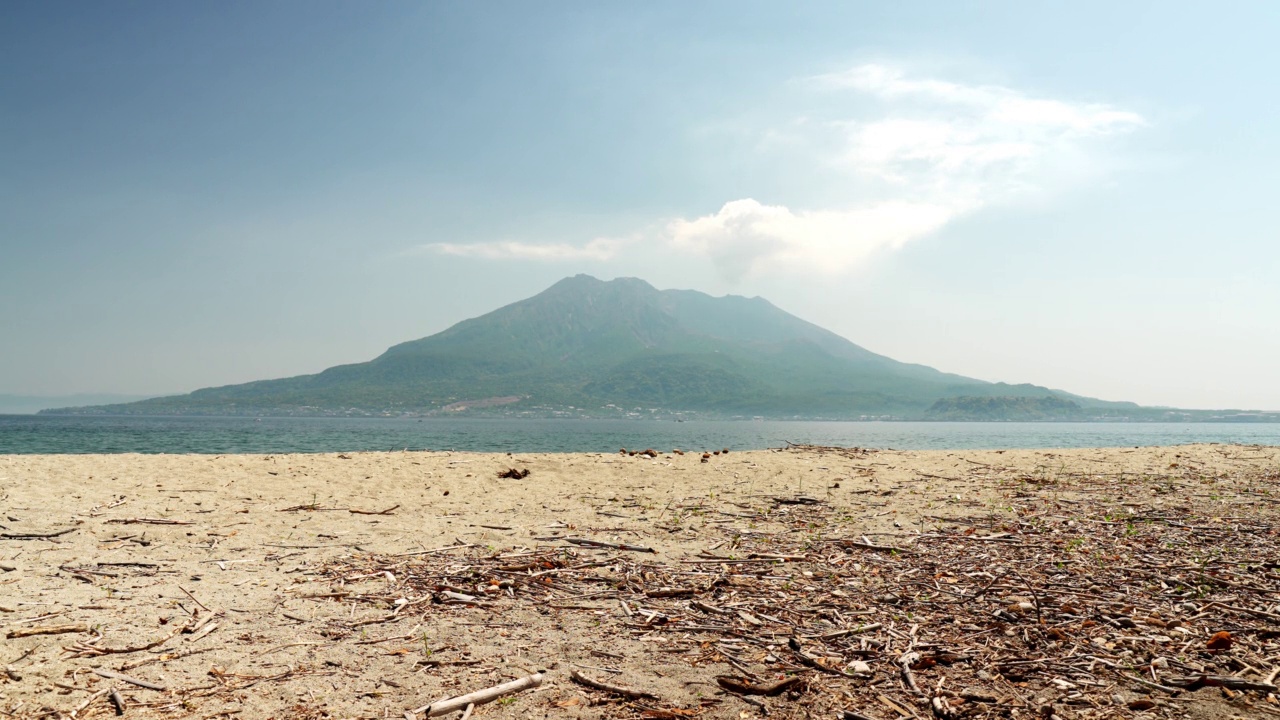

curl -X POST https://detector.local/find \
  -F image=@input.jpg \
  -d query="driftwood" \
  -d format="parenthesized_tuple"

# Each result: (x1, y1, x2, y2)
(1165, 675, 1279, 693)
(64, 625, 184, 657)
(773, 496, 823, 506)
(716, 675, 805, 696)
(570, 669, 659, 699)
(93, 668, 167, 691)
(563, 538, 655, 553)
(7, 623, 88, 639)
(109, 688, 127, 715)
(408, 672, 543, 717)
(0, 527, 77, 540)
(70, 688, 110, 716)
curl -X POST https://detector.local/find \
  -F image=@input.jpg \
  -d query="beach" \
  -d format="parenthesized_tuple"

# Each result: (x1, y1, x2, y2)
(2, 444, 1277, 719)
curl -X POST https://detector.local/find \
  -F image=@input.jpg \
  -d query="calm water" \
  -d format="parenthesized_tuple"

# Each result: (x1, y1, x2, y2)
(0, 415, 1277, 454)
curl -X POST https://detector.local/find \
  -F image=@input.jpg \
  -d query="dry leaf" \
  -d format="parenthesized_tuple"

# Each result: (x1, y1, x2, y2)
(1206, 631, 1232, 650)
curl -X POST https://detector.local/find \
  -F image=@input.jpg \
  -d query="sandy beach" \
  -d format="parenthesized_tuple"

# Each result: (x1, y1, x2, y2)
(2, 444, 1278, 719)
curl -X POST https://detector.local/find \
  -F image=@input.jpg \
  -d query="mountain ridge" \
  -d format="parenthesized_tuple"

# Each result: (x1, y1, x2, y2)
(41, 275, 1188, 420)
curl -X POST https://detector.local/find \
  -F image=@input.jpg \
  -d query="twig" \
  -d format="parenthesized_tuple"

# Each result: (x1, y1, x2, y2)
(0, 527, 78, 540)
(716, 675, 804, 696)
(408, 672, 543, 717)
(64, 625, 183, 657)
(70, 688, 109, 718)
(7, 623, 88, 639)
(391, 543, 479, 557)
(563, 538, 656, 553)
(1165, 675, 1279, 693)
(92, 669, 166, 691)
(104, 518, 192, 525)
(898, 652, 925, 696)
(351, 505, 400, 515)
(570, 669, 659, 699)
(1205, 601, 1280, 623)
(178, 585, 210, 612)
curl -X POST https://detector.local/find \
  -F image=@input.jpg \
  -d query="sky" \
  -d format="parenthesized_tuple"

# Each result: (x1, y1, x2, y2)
(3, 2, 1279, 410)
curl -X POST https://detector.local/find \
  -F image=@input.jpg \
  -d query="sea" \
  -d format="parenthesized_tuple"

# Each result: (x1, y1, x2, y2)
(0, 415, 1277, 454)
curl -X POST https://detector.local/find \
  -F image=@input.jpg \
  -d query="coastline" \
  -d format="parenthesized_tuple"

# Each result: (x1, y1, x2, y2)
(4, 415, 1280, 456)
(2, 444, 1277, 718)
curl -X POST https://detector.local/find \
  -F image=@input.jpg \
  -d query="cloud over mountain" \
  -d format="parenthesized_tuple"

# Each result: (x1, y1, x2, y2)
(422, 64, 1144, 282)
(669, 64, 1144, 280)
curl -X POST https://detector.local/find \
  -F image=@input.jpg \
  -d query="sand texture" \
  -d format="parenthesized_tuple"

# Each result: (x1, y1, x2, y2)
(2, 443, 1279, 719)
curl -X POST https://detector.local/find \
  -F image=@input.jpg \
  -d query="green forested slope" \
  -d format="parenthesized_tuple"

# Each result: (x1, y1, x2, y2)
(46, 275, 1143, 418)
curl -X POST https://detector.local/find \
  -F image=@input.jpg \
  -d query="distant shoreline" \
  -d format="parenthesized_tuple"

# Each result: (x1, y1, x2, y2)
(21, 411, 1280, 423)
(3, 414, 1276, 455)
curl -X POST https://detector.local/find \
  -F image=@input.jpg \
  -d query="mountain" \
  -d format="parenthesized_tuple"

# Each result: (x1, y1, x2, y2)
(44, 275, 1146, 419)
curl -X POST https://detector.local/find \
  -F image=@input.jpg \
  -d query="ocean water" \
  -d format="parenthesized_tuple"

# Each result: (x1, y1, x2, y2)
(0, 415, 1277, 454)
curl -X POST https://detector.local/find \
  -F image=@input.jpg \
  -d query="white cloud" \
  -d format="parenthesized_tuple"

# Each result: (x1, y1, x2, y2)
(427, 237, 624, 262)
(419, 64, 1144, 282)
(668, 64, 1145, 280)
(669, 198, 956, 280)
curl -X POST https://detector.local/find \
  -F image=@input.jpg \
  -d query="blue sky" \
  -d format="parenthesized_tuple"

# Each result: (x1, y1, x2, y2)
(3, 2, 1278, 410)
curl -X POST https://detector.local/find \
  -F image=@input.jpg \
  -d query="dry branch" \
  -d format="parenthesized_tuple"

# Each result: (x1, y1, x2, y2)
(716, 675, 805, 696)
(92, 668, 166, 691)
(7, 623, 88, 638)
(0, 527, 78, 540)
(570, 669, 659, 699)
(563, 537, 655, 553)
(408, 672, 543, 717)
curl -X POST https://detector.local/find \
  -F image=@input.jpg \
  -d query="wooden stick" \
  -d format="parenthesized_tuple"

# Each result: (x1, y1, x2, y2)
(64, 625, 183, 656)
(178, 585, 210, 612)
(93, 669, 166, 691)
(70, 688, 109, 717)
(409, 672, 543, 716)
(1205, 601, 1280, 623)
(109, 688, 126, 716)
(351, 504, 401, 515)
(7, 623, 88, 639)
(392, 543, 479, 557)
(898, 652, 925, 696)
(842, 540, 917, 554)
(0, 527, 77, 540)
(564, 538, 655, 553)
(104, 518, 192, 525)
(801, 623, 883, 640)
(716, 675, 804, 696)
(570, 669, 658, 699)
(1165, 675, 1279, 693)
(188, 621, 219, 642)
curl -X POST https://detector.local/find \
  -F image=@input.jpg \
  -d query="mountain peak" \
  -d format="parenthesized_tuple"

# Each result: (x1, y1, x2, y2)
(49, 275, 1127, 419)
(544, 274, 656, 293)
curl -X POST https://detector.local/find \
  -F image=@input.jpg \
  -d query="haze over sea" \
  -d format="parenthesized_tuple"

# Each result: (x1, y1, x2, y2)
(1, 415, 1277, 455)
